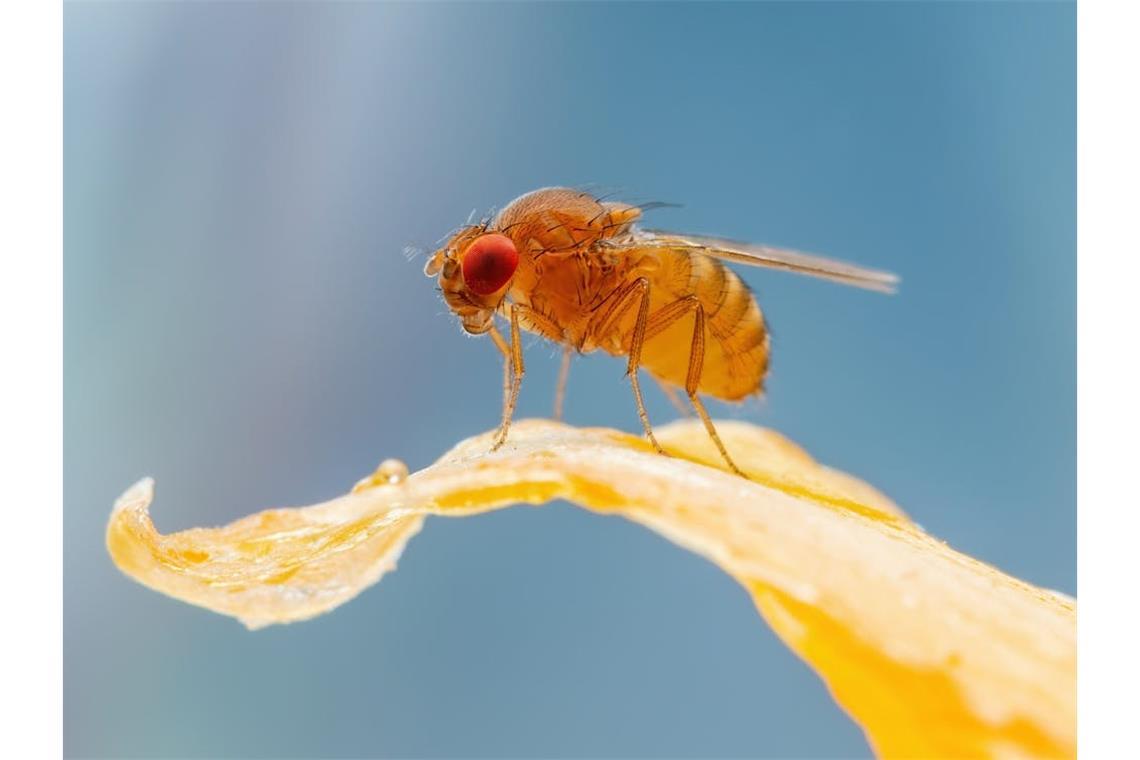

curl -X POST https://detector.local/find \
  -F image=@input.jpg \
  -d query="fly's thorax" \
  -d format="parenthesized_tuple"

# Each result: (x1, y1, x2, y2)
(424, 188, 648, 338)
(492, 187, 643, 253)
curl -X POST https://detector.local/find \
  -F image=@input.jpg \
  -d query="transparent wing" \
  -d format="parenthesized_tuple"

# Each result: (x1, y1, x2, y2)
(631, 229, 899, 294)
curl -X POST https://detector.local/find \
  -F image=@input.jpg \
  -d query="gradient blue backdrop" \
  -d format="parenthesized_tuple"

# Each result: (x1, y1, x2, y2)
(64, 2, 1075, 758)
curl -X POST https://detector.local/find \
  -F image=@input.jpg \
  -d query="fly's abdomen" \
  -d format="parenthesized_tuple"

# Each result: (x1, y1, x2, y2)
(635, 251, 769, 401)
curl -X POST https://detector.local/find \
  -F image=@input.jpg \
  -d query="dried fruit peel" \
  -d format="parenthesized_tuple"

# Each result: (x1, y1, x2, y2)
(106, 419, 1075, 758)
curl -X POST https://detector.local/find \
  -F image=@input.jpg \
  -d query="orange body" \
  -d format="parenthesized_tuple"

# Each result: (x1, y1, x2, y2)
(429, 187, 768, 400)
(425, 186, 896, 474)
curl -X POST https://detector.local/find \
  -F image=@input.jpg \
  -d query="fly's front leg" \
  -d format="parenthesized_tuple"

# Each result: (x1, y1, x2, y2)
(488, 310, 524, 451)
(489, 325, 512, 417)
(491, 303, 567, 446)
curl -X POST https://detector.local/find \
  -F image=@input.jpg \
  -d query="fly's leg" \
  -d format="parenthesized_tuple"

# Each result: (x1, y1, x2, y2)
(553, 345, 572, 421)
(488, 307, 524, 451)
(491, 304, 566, 445)
(640, 296, 746, 477)
(680, 309, 745, 478)
(591, 278, 664, 453)
(626, 284, 661, 453)
(592, 276, 746, 475)
(506, 304, 569, 422)
(489, 326, 511, 411)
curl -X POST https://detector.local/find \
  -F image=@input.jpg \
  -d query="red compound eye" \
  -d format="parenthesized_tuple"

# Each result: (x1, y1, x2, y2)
(461, 233, 519, 296)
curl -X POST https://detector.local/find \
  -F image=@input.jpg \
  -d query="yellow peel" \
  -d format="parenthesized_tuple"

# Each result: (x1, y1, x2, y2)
(106, 419, 1075, 758)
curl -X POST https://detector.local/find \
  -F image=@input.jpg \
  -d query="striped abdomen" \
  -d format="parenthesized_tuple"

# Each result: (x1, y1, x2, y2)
(611, 249, 770, 401)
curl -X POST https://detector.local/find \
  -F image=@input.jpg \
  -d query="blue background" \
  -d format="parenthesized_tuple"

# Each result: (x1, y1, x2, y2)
(64, 2, 1075, 758)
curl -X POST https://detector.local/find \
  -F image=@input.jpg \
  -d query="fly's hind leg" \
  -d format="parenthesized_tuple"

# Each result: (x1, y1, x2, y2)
(681, 311, 745, 478)
(593, 279, 743, 474)
(640, 296, 746, 478)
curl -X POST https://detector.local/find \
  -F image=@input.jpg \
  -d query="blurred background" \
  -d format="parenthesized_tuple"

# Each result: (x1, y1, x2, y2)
(64, 2, 1074, 758)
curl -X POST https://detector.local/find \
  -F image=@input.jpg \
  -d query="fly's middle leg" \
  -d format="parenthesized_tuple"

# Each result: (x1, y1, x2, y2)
(592, 277, 664, 453)
(553, 345, 572, 421)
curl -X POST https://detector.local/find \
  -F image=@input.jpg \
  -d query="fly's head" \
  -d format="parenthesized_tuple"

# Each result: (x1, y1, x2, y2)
(424, 225, 520, 335)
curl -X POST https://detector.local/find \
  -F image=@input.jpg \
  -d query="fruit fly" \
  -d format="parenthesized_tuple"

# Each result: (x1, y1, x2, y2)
(424, 187, 897, 476)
